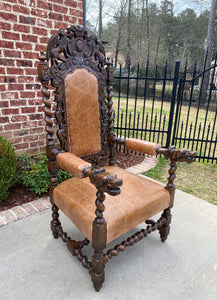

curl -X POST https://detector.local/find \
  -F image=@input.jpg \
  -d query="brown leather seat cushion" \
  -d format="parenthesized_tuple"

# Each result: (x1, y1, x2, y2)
(53, 166, 170, 244)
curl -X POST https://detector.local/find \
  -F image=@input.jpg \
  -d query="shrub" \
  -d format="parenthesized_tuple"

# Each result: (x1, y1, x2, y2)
(58, 169, 73, 183)
(18, 153, 50, 196)
(17, 152, 73, 196)
(0, 136, 17, 202)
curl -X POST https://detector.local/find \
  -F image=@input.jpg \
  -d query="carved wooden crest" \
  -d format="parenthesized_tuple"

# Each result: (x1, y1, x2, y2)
(47, 26, 106, 86)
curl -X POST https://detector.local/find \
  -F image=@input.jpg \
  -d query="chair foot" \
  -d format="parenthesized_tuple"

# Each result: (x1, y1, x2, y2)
(91, 272, 104, 292)
(90, 252, 106, 292)
(159, 208, 172, 242)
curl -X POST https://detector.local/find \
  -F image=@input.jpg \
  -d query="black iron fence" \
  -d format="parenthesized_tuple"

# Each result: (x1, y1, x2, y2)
(113, 55, 217, 163)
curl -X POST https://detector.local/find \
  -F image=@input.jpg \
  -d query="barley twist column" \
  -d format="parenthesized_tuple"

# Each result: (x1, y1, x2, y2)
(106, 58, 115, 165)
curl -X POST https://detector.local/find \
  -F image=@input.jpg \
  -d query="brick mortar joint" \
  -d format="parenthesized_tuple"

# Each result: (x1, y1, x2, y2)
(39, 199, 49, 208)
(19, 205, 30, 215)
(8, 208, 18, 220)
(0, 214, 7, 225)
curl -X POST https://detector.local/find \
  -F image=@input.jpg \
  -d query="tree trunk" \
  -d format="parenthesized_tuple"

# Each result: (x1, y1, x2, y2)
(146, 0, 150, 60)
(139, 0, 145, 66)
(114, 1, 126, 68)
(167, 0, 174, 73)
(125, 0, 132, 67)
(206, 0, 217, 59)
(201, 0, 217, 103)
(99, 0, 102, 39)
(115, 30, 121, 68)
(154, 1, 164, 66)
(154, 33, 161, 67)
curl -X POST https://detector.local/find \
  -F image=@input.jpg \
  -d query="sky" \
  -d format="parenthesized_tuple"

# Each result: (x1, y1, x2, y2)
(170, 0, 211, 14)
(86, 0, 211, 29)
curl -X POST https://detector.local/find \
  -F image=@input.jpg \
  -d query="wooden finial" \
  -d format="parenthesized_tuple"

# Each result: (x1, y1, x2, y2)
(39, 50, 46, 62)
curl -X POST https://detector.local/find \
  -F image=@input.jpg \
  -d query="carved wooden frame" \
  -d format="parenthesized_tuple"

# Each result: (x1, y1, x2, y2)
(48, 26, 109, 153)
(38, 25, 196, 292)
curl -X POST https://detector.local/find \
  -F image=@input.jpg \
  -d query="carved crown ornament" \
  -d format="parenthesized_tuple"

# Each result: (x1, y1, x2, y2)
(45, 25, 106, 87)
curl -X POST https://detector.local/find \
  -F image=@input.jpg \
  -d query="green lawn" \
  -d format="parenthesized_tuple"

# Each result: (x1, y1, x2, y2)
(145, 157, 217, 205)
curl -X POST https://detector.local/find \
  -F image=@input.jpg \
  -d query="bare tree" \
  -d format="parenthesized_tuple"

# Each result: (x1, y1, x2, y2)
(146, 0, 150, 60)
(100, 0, 211, 68)
(201, 0, 217, 101)
(206, 0, 217, 66)
(114, 1, 128, 67)
(138, 0, 145, 63)
(125, 0, 132, 66)
(154, 5, 162, 67)
(99, 0, 103, 39)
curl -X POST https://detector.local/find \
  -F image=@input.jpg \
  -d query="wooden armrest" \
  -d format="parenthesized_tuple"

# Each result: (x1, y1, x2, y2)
(125, 138, 161, 156)
(56, 152, 91, 179)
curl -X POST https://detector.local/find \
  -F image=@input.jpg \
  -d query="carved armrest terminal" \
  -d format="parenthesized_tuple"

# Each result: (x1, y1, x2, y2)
(157, 146, 197, 163)
(83, 167, 122, 196)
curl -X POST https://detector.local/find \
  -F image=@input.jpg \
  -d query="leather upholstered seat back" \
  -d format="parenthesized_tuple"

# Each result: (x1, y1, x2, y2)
(65, 68, 101, 156)
(43, 26, 108, 157)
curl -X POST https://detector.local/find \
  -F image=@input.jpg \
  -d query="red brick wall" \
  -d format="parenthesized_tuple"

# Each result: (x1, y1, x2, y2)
(0, 0, 83, 154)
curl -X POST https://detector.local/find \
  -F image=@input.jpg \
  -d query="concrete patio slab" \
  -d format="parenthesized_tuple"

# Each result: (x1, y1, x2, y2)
(0, 188, 217, 300)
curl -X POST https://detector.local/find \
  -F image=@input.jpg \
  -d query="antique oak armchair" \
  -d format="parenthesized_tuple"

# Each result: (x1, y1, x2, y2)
(38, 26, 196, 291)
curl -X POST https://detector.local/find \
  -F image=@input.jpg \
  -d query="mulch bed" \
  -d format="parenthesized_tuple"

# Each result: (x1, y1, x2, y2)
(0, 150, 144, 212)
(0, 185, 47, 212)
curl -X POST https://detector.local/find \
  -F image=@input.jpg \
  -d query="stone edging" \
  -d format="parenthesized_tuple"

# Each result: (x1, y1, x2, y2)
(0, 157, 158, 227)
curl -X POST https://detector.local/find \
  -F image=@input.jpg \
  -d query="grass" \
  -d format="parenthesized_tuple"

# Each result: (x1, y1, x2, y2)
(145, 157, 217, 205)
(113, 96, 216, 130)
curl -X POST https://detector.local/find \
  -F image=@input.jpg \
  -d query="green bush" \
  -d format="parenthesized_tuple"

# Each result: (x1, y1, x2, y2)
(0, 136, 17, 202)
(17, 152, 73, 196)
(58, 169, 73, 183)
(17, 153, 50, 196)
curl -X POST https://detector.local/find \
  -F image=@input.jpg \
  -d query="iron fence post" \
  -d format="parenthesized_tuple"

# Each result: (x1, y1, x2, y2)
(83, 0, 86, 27)
(166, 60, 180, 148)
(171, 78, 183, 146)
